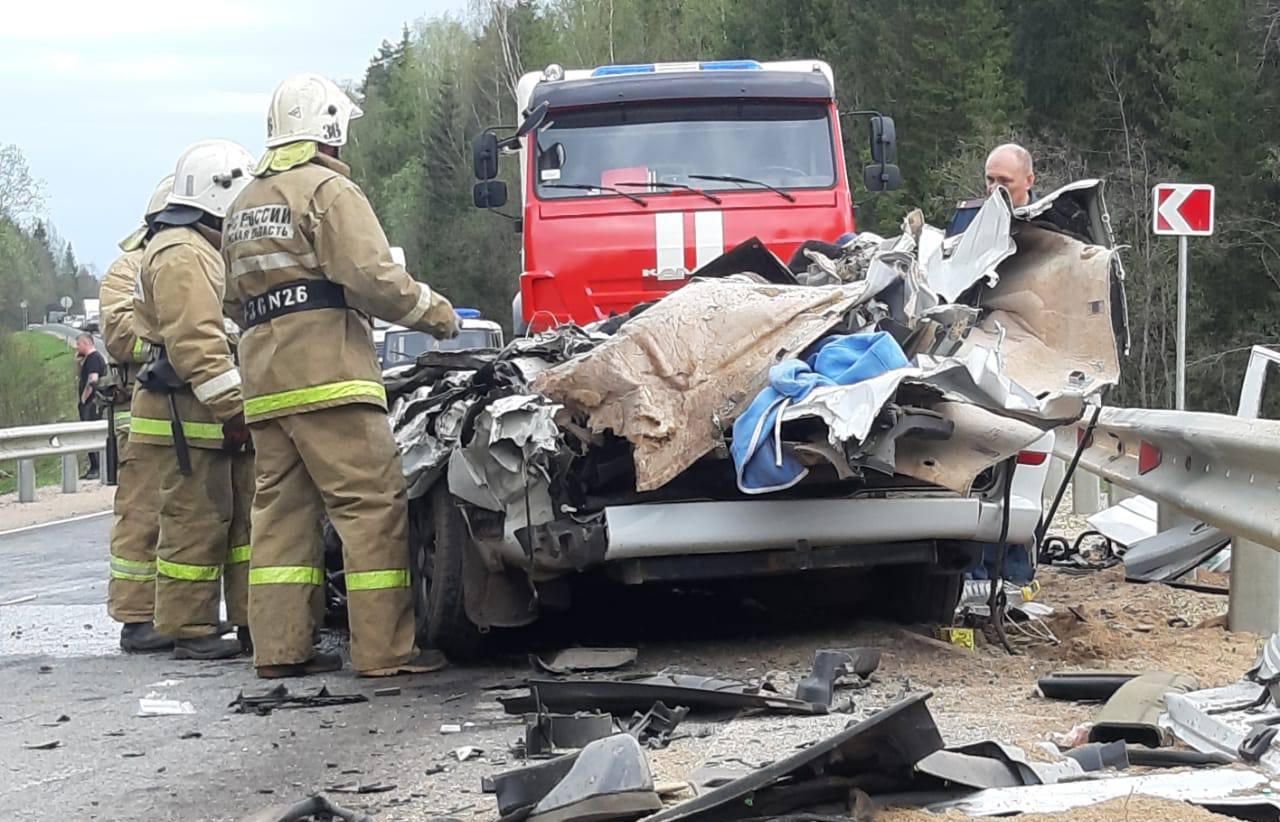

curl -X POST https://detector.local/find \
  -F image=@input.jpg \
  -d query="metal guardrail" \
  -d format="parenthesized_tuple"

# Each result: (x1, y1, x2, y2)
(0, 420, 108, 503)
(1053, 408, 1280, 551)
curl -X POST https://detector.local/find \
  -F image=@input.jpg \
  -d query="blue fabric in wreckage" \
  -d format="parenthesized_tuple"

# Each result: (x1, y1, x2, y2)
(731, 331, 910, 494)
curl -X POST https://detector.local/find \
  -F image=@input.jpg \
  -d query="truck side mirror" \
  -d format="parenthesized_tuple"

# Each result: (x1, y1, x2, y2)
(474, 180, 508, 209)
(474, 132, 500, 180)
(863, 163, 901, 192)
(868, 115, 897, 164)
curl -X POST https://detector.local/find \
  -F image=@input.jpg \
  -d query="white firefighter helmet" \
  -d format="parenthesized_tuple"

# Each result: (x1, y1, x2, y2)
(166, 140, 256, 219)
(266, 73, 363, 148)
(146, 175, 175, 219)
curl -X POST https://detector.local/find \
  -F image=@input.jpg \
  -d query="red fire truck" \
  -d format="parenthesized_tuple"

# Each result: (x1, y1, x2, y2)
(472, 60, 900, 332)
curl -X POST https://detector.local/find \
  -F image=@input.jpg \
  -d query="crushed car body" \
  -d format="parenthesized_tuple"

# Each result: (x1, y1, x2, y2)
(380, 180, 1127, 653)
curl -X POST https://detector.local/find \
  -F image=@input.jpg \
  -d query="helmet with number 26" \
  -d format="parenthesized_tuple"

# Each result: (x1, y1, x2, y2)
(266, 73, 364, 149)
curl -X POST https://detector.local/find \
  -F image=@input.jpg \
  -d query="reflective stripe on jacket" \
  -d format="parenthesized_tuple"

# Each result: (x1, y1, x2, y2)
(129, 225, 242, 449)
(222, 151, 455, 424)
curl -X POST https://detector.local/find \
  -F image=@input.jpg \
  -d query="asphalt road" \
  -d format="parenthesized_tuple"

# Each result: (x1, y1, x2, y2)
(0, 515, 520, 822)
(0, 516, 918, 822)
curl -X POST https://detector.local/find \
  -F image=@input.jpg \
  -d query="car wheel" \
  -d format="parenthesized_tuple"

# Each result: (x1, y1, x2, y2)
(880, 564, 964, 626)
(407, 485, 485, 660)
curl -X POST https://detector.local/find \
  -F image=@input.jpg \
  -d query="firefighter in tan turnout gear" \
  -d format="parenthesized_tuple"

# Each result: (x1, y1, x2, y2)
(131, 140, 256, 660)
(100, 176, 172, 652)
(224, 73, 459, 679)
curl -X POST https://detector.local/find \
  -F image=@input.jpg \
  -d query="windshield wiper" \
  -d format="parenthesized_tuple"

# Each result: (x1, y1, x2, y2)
(688, 174, 797, 203)
(541, 183, 648, 206)
(614, 181, 722, 204)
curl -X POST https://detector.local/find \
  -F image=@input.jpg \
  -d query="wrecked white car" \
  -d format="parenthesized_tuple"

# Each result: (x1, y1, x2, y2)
(349, 181, 1127, 657)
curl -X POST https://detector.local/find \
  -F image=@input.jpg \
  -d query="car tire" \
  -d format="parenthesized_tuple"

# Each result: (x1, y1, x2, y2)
(881, 565, 964, 626)
(407, 486, 485, 660)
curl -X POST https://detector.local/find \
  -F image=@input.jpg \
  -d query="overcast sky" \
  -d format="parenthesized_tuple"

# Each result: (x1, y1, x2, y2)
(1, 0, 468, 273)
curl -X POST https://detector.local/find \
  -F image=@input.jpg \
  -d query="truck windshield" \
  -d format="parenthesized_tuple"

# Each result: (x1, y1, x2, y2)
(533, 100, 835, 200)
(383, 328, 502, 365)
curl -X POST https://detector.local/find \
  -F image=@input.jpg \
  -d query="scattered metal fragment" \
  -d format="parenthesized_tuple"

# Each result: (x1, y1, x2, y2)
(236, 794, 375, 822)
(138, 698, 196, 717)
(525, 712, 616, 756)
(1089, 671, 1197, 746)
(0, 594, 37, 606)
(374, 686, 401, 698)
(533, 648, 639, 675)
(527, 734, 662, 822)
(1037, 671, 1138, 701)
(121, 751, 145, 758)
(441, 723, 463, 734)
(180, 731, 203, 740)
(923, 768, 1267, 817)
(230, 684, 367, 716)
(22, 740, 60, 750)
(455, 746, 484, 761)
(643, 695, 942, 822)
(328, 783, 396, 794)
(37, 665, 52, 674)
(626, 702, 689, 750)
(1163, 680, 1280, 773)
(499, 674, 825, 717)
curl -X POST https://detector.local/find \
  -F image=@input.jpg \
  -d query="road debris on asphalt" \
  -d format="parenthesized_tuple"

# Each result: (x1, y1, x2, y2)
(534, 648, 639, 674)
(22, 739, 60, 750)
(137, 698, 196, 717)
(499, 673, 826, 717)
(236, 794, 374, 822)
(230, 683, 367, 715)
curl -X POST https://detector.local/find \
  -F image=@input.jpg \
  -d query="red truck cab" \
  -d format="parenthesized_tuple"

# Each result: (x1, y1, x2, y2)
(473, 60, 899, 332)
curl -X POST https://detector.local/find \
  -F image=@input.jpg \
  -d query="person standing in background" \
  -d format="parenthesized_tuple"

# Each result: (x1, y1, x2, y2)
(75, 333, 106, 480)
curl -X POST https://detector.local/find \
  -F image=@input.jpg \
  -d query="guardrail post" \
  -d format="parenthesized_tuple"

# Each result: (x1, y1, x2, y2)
(1071, 470, 1104, 515)
(17, 459, 35, 503)
(1230, 539, 1280, 635)
(61, 454, 78, 493)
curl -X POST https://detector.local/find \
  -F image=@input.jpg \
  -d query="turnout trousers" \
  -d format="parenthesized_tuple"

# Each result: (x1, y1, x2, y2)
(248, 404, 415, 672)
(138, 444, 251, 638)
(106, 429, 161, 623)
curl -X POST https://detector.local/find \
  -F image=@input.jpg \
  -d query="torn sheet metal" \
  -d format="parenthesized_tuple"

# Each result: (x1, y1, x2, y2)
(922, 189, 1016, 301)
(1088, 496, 1159, 548)
(532, 279, 874, 492)
(1124, 520, 1230, 582)
(960, 223, 1121, 404)
(446, 394, 562, 518)
(644, 694, 942, 822)
(1163, 681, 1280, 774)
(498, 674, 826, 717)
(924, 768, 1268, 817)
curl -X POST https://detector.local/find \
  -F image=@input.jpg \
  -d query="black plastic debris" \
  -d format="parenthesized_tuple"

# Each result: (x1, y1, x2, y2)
(642, 694, 942, 822)
(485, 752, 581, 816)
(526, 734, 661, 822)
(236, 794, 375, 822)
(1063, 741, 1130, 772)
(627, 701, 689, 749)
(230, 683, 368, 716)
(328, 783, 396, 794)
(795, 649, 881, 708)
(525, 712, 616, 756)
(1037, 671, 1139, 701)
(533, 648, 638, 675)
(499, 674, 824, 717)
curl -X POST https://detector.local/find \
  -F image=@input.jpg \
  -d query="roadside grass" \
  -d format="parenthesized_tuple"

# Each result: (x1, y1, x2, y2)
(0, 330, 81, 492)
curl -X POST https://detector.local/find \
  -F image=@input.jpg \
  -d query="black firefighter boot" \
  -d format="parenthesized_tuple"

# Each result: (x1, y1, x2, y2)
(120, 622, 175, 653)
(172, 633, 244, 661)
